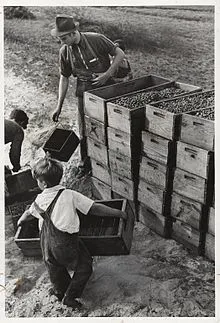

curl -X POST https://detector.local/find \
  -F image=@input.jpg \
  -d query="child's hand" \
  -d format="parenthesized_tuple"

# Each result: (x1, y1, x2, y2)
(17, 210, 31, 227)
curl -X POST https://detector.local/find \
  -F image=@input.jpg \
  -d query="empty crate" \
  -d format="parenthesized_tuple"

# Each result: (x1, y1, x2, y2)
(43, 128, 79, 162)
(15, 199, 135, 256)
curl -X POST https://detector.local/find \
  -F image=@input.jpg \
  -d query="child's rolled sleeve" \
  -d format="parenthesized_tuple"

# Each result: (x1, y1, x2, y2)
(72, 191, 95, 215)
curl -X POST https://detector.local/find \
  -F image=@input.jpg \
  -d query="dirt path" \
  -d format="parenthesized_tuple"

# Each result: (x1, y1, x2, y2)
(4, 68, 215, 318)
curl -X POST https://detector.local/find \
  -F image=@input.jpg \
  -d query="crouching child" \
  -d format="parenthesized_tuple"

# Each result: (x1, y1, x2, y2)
(17, 156, 127, 310)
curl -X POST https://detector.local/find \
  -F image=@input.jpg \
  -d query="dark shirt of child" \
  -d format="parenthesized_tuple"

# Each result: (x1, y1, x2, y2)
(17, 156, 127, 310)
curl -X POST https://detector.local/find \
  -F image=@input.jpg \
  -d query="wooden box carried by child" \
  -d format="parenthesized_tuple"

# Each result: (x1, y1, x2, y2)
(84, 74, 171, 124)
(43, 128, 80, 162)
(7, 196, 37, 233)
(15, 199, 135, 257)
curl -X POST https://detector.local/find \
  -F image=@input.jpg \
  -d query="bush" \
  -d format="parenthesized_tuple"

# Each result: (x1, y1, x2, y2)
(4, 6, 36, 20)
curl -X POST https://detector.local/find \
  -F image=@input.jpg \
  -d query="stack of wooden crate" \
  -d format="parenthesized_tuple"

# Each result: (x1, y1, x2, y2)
(84, 75, 171, 203)
(138, 82, 201, 237)
(152, 90, 215, 257)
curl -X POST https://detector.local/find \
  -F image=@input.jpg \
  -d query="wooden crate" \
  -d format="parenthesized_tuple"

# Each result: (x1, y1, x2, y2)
(112, 190, 139, 222)
(14, 219, 42, 257)
(43, 128, 79, 162)
(7, 196, 37, 233)
(171, 218, 205, 255)
(180, 110, 214, 151)
(176, 141, 214, 179)
(107, 103, 145, 134)
(111, 171, 137, 201)
(108, 126, 142, 159)
(15, 199, 135, 257)
(109, 149, 133, 180)
(142, 131, 177, 167)
(107, 81, 200, 133)
(208, 207, 215, 236)
(204, 232, 215, 262)
(91, 177, 112, 200)
(91, 158, 111, 186)
(170, 192, 209, 232)
(84, 74, 171, 123)
(138, 179, 171, 216)
(145, 105, 181, 140)
(87, 137, 109, 167)
(5, 169, 38, 197)
(85, 116, 107, 145)
(139, 155, 174, 191)
(139, 203, 172, 238)
(173, 168, 214, 205)
(144, 81, 201, 140)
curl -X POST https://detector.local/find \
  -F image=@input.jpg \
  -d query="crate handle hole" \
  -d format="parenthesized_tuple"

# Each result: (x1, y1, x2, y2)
(153, 111, 165, 118)
(193, 121, 204, 126)
(150, 139, 159, 144)
(184, 175, 196, 181)
(113, 108, 122, 114)
(89, 97, 97, 103)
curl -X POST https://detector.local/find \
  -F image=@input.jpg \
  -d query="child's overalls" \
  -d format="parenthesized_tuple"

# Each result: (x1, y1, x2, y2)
(35, 189, 93, 301)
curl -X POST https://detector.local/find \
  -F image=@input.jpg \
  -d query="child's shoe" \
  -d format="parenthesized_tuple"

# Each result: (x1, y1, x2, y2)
(48, 287, 64, 301)
(63, 297, 83, 310)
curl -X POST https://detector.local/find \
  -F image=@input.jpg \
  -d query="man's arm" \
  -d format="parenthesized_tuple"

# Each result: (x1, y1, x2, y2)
(9, 130, 24, 172)
(88, 202, 127, 220)
(92, 47, 125, 86)
(52, 75, 69, 122)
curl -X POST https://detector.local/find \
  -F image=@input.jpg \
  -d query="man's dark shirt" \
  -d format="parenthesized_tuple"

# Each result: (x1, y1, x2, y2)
(59, 32, 117, 78)
(5, 119, 24, 169)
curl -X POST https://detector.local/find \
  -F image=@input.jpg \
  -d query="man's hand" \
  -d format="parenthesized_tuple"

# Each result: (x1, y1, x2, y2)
(12, 165, 21, 173)
(92, 72, 110, 86)
(52, 108, 61, 122)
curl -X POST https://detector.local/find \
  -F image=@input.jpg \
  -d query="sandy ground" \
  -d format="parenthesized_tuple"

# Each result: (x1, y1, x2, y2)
(4, 68, 215, 317)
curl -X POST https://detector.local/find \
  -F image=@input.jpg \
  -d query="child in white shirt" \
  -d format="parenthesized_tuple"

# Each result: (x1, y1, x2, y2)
(18, 156, 127, 310)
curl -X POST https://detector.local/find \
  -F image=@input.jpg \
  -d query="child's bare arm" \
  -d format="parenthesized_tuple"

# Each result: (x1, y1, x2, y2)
(88, 203, 127, 220)
(17, 209, 35, 227)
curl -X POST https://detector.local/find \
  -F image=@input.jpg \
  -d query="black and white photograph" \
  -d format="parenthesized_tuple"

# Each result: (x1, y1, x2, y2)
(1, 3, 218, 319)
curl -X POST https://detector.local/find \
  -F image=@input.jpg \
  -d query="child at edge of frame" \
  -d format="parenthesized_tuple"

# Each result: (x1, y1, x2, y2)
(17, 155, 127, 310)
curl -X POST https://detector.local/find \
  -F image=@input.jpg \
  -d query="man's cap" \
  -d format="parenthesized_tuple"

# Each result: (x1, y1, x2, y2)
(51, 15, 78, 37)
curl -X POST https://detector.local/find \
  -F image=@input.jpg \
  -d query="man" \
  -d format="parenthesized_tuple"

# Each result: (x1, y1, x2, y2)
(51, 15, 125, 178)
(5, 109, 29, 173)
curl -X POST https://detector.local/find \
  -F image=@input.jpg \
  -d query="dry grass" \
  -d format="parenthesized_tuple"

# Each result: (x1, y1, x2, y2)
(4, 6, 214, 90)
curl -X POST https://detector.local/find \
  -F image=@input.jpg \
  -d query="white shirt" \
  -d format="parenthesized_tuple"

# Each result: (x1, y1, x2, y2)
(29, 184, 94, 234)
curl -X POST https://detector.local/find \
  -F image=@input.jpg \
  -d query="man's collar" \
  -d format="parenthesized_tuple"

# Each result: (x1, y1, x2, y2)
(74, 32, 86, 49)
